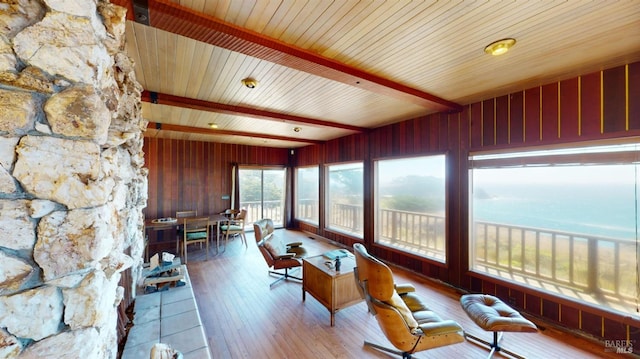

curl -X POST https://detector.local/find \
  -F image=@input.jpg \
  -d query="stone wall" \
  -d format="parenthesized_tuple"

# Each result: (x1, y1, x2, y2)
(0, 1, 147, 358)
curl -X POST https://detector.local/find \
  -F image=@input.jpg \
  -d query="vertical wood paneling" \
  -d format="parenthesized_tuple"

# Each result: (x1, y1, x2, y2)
(560, 78, 579, 139)
(542, 83, 559, 141)
(510, 289, 525, 309)
(524, 86, 541, 143)
(525, 293, 542, 316)
(427, 114, 437, 151)
(543, 299, 560, 323)
(496, 95, 509, 145)
(630, 62, 640, 130)
(482, 280, 496, 296)
(482, 99, 495, 146)
(470, 103, 482, 149)
(436, 113, 447, 151)
(413, 118, 423, 151)
(143, 138, 288, 220)
(420, 116, 431, 152)
(581, 311, 602, 338)
(603, 317, 628, 342)
(510, 91, 524, 144)
(560, 304, 580, 329)
(496, 284, 509, 302)
(603, 66, 627, 133)
(581, 72, 602, 136)
(447, 111, 463, 284)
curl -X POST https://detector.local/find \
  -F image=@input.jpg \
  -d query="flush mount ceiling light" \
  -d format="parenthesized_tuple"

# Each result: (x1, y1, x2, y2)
(241, 78, 258, 89)
(484, 38, 516, 56)
(208, 123, 218, 129)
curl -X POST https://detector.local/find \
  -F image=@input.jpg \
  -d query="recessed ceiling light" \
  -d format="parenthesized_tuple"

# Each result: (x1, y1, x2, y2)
(484, 38, 516, 56)
(208, 123, 218, 129)
(293, 127, 301, 132)
(241, 78, 258, 89)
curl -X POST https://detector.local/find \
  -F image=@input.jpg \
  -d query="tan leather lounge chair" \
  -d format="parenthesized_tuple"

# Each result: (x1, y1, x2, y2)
(254, 218, 307, 288)
(353, 243, 465, 358)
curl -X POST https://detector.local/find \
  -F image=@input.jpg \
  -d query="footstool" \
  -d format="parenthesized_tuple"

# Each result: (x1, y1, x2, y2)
(460, 294, 537, 359)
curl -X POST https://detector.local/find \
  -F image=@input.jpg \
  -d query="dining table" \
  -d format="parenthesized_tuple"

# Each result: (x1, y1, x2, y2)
(144, 213, 231, 260)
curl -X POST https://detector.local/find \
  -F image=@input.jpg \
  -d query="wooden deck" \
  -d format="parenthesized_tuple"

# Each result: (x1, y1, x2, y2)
(182, 229, 628, 358)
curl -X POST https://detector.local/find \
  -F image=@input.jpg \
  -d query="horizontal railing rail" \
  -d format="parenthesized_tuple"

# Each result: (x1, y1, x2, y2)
(472, 221, 637, 303)
(377, 208, 446, 261)
(239, 200, 283, 227)
(304, 203, 636, 307)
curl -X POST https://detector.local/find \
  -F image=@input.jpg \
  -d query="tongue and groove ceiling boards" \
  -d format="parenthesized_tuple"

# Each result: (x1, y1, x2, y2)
(113, 0, 640, 148)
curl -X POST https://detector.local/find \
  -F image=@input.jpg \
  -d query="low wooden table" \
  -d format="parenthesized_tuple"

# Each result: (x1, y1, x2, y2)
(302, 254, 362, 326)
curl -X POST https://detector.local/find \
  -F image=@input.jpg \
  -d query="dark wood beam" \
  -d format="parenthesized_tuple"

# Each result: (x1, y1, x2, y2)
(141, 91, 366, 132)
(146, 122, 324, 145)
(114, 0, 462, 113)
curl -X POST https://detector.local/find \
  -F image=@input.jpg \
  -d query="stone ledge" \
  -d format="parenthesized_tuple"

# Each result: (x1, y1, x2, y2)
(121, 265, 211, 359)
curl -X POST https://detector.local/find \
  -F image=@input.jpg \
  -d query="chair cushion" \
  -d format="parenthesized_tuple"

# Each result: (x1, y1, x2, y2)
(388, 292, 419, 333)
(220, 224, 242, 231)
(460, 294, 538, 333)
(263, 238, 285, 259)
(186, 232, 207, 240)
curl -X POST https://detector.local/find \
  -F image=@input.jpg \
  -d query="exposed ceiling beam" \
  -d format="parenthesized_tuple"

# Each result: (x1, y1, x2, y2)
(141, 91, 366, 132)
(145, 122, 324, 145)
(114, 0, 462, 113)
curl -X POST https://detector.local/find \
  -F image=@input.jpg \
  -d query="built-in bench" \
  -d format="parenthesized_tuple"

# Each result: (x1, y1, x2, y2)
(121, 265, 211, 359)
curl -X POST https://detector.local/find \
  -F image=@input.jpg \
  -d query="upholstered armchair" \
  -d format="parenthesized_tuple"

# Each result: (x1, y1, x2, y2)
(254, 218, 307, 288)
(353, 243, 465, 358)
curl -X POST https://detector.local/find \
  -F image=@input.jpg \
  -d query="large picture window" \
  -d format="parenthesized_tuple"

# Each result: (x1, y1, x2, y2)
(326, 162, 363, 237)
(295, 166, 319, 225)
(469, 143, 640, 316)
(374, 155, 447, 262)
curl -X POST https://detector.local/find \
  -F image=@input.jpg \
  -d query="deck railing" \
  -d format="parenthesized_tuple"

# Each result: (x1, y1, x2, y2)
(473, 221, 637, 303)
(294, 202, 636, 308)
(327, 202, 363, 236)
(377, 208, 446, 261)
(239, 200, 283, 227)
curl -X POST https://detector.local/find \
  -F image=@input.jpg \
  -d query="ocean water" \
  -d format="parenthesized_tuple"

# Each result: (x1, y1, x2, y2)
(473, 182, 638, 240)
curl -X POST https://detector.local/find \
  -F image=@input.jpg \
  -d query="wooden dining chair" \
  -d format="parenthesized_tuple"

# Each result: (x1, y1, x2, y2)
(182, 216, 210, 263)
(220, 209, 247, 248)
(219, 209, 239, 218)
(175, 210, 197, 254)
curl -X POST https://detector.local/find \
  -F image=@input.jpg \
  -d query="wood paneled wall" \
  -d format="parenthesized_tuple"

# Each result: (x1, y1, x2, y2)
(143, 138, 289, 220)
(292, 62, 640, 349)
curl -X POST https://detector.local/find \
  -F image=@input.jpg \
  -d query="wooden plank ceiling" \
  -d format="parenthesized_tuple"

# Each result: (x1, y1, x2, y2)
(114, 0, 640, 148)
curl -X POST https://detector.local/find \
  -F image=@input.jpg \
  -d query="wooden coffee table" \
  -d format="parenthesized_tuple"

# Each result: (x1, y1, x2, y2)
(302, 254, 362, 326)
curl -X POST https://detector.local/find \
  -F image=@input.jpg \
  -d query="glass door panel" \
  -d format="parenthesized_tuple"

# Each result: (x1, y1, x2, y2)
(239, 168, 285, 228)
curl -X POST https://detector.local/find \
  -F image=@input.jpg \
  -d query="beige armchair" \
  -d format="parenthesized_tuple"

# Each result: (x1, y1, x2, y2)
(353, 243, 465, 358)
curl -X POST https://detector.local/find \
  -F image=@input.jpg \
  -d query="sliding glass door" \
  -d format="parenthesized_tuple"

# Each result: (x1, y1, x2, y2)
(238, 167, 286, 228)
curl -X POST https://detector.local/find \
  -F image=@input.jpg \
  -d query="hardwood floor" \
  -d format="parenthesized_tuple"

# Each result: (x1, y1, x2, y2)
(184, 229, 629, 358)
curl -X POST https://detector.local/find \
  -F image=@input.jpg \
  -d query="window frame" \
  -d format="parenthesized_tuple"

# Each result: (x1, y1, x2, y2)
(373, 153, 448, 263)
(468, 141, 640, 316)
(294, 165, 320, 225)
(324, 161, 364, 238)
